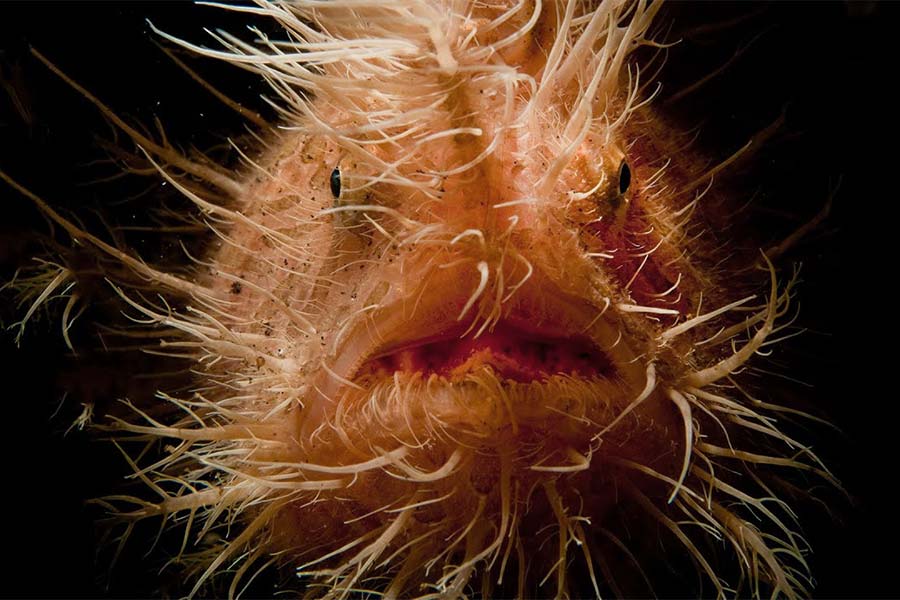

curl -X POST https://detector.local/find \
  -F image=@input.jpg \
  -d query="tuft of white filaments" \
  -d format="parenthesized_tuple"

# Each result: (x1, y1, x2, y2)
(0, 1, 840, 599)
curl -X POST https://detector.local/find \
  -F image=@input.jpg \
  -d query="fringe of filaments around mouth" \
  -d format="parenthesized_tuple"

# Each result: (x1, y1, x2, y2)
(84, 258, 837, 599)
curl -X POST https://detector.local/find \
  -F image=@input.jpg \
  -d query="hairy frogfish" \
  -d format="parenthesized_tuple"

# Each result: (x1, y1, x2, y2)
(1, 2, 849, 598)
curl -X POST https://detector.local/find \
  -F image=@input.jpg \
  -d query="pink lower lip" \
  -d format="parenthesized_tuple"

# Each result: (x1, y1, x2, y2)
(357, 322, 614, 383)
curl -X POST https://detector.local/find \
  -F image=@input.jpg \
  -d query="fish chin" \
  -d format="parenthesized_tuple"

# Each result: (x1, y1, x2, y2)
(251, 227, 688, 596)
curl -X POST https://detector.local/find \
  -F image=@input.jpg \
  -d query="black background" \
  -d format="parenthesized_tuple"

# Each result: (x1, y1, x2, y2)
(0, 2, 896, 598)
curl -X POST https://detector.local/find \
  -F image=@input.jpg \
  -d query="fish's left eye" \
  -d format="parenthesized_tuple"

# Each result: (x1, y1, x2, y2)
(330, 167, 341, 198)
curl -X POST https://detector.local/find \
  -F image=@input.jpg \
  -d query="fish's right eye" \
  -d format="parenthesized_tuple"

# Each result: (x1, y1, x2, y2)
(330, 167, 341, 198)
(618, 160, 631, 195)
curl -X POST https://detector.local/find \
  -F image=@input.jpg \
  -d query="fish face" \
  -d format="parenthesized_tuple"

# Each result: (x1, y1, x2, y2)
(183, 3, 811, 597)
(2, 1, 837, 598)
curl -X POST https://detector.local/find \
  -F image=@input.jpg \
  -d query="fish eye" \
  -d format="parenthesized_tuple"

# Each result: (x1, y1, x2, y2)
(618, 159, 631, 195)
(330, 166, 341, 198)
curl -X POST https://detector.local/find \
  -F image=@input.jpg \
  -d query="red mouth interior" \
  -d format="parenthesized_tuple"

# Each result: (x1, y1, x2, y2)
(358, 323, 614, 383)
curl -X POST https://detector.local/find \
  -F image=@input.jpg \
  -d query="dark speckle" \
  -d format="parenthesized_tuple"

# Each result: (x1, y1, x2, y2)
(230, 282, 242, 295)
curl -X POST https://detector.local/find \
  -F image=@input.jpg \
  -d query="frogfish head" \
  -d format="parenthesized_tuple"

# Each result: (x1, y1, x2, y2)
(3, 1, 836, 598)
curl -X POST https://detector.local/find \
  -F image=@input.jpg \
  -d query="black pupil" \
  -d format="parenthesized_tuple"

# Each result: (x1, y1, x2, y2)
(330, 167, 341, 198)
(618, 160, 631, 195)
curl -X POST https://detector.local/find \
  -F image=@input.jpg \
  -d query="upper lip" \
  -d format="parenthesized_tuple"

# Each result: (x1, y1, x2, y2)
(360, 319, 617, 382)
(315, 268, 647, 400)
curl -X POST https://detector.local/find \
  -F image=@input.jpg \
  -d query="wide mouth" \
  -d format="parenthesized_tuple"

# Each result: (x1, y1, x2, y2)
(355, 321, 615, 384)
